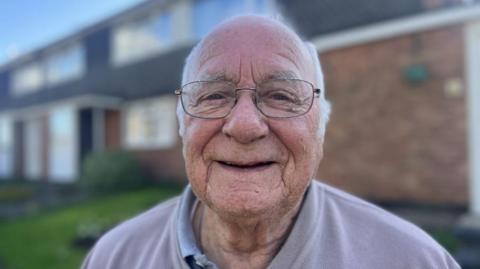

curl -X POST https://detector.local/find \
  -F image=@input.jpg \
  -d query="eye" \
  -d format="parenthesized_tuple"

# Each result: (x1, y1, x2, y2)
(203, 92, 227, 100)
(192, 90, 231, 107)
(268, 91, 294, 101)
(262, 89, 298, 103)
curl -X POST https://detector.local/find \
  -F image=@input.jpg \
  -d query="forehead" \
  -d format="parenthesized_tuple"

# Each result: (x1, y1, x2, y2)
(192, 18, 312, 83)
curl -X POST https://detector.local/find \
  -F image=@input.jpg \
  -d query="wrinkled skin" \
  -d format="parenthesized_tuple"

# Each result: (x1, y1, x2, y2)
(180, 16, 325, 268)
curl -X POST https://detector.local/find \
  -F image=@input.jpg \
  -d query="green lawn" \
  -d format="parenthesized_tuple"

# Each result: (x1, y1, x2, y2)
(0, 185, 459, 269)
(0, 186, 182, 269)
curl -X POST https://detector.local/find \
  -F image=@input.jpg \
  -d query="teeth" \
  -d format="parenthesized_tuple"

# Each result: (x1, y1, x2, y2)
(221, 161, 272, 167)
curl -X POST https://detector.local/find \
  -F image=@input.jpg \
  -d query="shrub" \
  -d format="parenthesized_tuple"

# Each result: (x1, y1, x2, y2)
(430, 228, 460, 253)
(0, 185, 34, 202)
(73, 219, 109, 249)
(80, 150, 148, 194)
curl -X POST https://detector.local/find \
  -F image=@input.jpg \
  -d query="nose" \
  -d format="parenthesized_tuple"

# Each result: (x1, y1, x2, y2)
(222, 91, 269, 144)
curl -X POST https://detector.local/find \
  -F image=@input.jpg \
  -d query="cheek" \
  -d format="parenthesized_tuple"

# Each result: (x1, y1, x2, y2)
(280, 114, 320, 159)
(183, 117, 219, 156)
(273, 114, 322, 188)
(182, 119, 223, 193)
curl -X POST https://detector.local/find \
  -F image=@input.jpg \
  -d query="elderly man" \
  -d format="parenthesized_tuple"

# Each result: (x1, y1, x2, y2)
(82, 15, 460, 269)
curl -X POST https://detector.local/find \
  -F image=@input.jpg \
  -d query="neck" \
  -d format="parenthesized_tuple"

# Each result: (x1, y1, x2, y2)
(193, 199, 303, 269)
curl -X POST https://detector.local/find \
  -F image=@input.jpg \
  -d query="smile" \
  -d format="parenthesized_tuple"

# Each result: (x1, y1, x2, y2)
(217, 160, 275, 170)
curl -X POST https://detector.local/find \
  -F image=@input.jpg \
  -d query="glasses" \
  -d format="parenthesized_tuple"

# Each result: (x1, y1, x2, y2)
(175, 79, 321, 119)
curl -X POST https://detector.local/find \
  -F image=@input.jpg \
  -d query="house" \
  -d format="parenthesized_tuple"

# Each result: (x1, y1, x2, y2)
(283, 0, 477, 214)
(0, 0, 477, 214)
(0, 0, 276, 184)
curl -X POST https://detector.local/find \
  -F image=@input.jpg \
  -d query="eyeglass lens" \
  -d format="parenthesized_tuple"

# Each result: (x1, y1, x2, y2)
(180, 79, 315, 119)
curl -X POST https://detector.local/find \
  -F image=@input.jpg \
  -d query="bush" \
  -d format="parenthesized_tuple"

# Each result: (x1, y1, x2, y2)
(0, 185, 34, 202)
(429, 228, 460, 253)
(73, 219, 109, 249)
(80, 150, 149, 194)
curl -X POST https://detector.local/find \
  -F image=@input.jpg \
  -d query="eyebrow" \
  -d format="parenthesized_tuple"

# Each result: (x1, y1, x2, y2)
(199, 70, 299, 83)
(261, 71, 299, 81)
(200, 72, 229, 82)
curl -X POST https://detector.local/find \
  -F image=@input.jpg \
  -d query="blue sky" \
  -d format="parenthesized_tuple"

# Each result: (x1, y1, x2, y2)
(0, 0, 144, 65)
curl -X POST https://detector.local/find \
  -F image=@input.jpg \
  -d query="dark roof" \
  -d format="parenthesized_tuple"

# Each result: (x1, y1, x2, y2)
(0, 0, 472, 112)
(0, 44, 191, 111)
(0, 0, 169, 72)
(276, 0, 458, 38)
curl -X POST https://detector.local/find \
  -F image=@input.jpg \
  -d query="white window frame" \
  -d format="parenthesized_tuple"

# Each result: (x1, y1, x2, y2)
(44, 43, 85, 86)
(190, 0, 277, 39)
(11, 61, 45, 96)
(122, 96, 177, 150)
(10, 42, 84, 97)
(111, 6, 177, 66)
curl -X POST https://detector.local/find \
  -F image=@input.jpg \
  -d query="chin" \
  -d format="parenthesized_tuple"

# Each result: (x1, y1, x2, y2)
(206, 190, 284, 220)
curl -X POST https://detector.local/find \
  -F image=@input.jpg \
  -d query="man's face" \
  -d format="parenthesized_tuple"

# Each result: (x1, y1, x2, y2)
(181, 18, 324, 219)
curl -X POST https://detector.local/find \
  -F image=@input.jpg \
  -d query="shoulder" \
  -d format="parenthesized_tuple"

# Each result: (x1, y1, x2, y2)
(81, 195, 181, 269)
(309, 181, 460, 268)
(315, 181, 434, 243)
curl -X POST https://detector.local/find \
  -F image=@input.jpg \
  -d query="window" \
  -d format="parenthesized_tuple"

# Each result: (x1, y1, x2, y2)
(112, 9, 173, 65)
(124, 96, 177, 149)
(11, 43, 84, 96)
(252, 0, 271, 13)
(0, 117, 13, 178)
(48, 107, 77, 182)
(12, 61, 44, 95)
(45, 44, 84, 85)
(193, 0, 244, 38)
(192, 0, 273, 38)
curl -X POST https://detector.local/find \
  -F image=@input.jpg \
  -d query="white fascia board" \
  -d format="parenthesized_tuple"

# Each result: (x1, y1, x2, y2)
(1, 94, 124, 120)
(312, 5, 480, 52)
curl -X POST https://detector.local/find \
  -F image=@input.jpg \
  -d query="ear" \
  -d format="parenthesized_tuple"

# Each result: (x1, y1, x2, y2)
(176, 100, 185, 137)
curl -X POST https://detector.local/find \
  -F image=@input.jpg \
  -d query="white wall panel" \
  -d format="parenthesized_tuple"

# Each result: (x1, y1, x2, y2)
(48, 107, 77, 182)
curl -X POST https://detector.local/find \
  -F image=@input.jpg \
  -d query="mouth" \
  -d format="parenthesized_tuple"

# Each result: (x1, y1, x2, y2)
(217, 160, 275, 170)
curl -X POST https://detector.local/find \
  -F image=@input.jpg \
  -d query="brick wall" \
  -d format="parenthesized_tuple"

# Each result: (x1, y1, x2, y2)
(317, 24, 468, 205)
(422, 0, 464, 10)
(103, 108, 187, 183)
(104, 109, 121, 150)
(130, 140, 187, 183)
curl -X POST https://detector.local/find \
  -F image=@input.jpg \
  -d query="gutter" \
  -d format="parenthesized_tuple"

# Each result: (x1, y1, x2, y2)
(312, 4, 480, 52)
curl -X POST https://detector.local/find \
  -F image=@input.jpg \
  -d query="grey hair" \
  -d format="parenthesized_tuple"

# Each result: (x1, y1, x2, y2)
(176, 18, 331, 137)
(176, 41, 202, 136)
(304, 42, 331, 137)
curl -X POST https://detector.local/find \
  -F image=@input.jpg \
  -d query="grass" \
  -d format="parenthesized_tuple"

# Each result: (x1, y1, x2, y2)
(0, 184, 460, 268)
(0, 185, 182, 269)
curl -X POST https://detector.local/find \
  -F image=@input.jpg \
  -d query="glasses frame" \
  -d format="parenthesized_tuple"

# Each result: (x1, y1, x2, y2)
(174, 78, 321, 119)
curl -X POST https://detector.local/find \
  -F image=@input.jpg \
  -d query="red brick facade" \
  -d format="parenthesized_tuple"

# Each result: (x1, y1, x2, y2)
(317, 24, 468, 205)
(99, 25, 469, 206)
(130, 140, 187, 183)
(422, 0, 464, 10)
(104, 110, 121, 150)
(103, 108, 187, 183)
